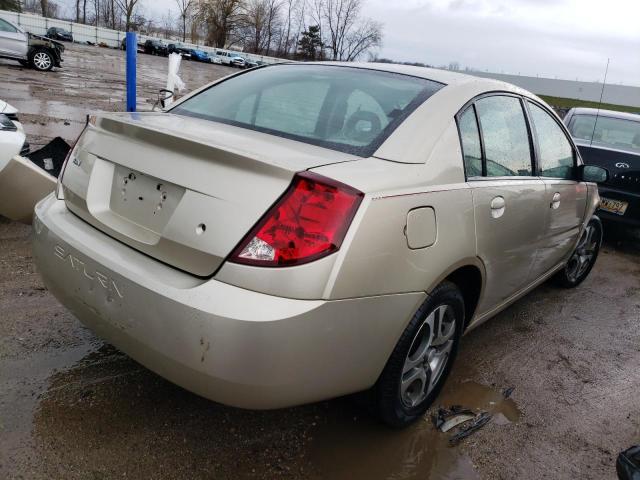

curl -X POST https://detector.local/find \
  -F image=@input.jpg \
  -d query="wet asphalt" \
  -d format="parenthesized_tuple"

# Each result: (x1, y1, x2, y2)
(0, 44, 639, 479)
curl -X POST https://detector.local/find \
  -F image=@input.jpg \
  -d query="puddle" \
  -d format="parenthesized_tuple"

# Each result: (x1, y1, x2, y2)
(307, 378, 520, 480)
(0, 340, 101, 470)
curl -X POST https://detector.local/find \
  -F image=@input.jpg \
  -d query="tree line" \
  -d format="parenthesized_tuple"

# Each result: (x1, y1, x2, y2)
(2, 0, 382, 61)
(190, 0, 383, 61)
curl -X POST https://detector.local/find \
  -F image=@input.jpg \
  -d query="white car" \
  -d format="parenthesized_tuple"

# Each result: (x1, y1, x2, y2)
(0, 100, 55, 222)
(215, 50, 244, 67)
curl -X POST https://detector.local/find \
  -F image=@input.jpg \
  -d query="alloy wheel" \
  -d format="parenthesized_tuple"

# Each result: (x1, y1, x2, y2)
(33, 52, 52, 70)
(566, 223, 598, 282)
(400, 304, 456, 408)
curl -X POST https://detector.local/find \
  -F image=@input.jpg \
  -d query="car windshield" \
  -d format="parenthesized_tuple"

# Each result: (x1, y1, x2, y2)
(569, 114, 640, 155)
(171, 65, 443, 156)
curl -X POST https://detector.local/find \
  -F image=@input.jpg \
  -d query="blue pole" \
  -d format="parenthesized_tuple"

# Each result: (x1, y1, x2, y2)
(125, 32, 137, 112)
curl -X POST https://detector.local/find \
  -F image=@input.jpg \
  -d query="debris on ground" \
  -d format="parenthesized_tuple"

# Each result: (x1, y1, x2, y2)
(26, 136, 70, 178)
(431, 405, 476, 432)
(502, 387, 515, 399)
(616, 445, 640, 480)
(432, 405, 493, 444)
(449, 412, 493, 446)
(441, 413, 476, 433)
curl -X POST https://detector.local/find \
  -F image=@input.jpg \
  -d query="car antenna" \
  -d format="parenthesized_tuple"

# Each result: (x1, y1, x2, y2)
(590, 58, 610, 147)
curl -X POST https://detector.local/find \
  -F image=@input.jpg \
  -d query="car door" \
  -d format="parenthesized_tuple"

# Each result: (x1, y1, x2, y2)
(0, 18, 28, 57)
(525, 100, 587, 275)
(458, 94, 548, 314)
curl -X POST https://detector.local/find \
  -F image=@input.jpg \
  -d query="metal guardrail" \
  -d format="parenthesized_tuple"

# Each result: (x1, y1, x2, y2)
(0, 9, 289, 65)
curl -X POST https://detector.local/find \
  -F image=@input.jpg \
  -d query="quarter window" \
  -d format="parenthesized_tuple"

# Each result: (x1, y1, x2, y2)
(0, 18, 17, 33)
(475, 96, 533, 177)
(458, 107, 482, 177)
(528, 102, 574, 179)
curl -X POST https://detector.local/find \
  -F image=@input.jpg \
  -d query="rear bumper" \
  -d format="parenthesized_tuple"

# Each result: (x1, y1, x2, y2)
(597, 185, 640, 227)
(32, 195, 425, 409)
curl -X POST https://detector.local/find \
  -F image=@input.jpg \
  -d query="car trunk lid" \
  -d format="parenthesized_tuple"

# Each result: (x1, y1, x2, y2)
(60, 112, 360, 276)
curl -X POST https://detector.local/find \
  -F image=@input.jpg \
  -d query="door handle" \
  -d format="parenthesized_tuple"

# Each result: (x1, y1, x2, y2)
(490, 196, 505, 218)
(551, 192, 561, 209)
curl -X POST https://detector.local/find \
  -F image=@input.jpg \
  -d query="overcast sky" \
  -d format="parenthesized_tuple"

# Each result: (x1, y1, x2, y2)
(57, 0, 640, 85)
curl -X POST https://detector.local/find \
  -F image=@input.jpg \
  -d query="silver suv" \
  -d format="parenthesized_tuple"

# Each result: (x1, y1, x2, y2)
(0, 16, 64, 71)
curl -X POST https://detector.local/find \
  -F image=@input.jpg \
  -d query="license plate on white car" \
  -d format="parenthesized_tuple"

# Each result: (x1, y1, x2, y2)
(599, 197, 628, 216)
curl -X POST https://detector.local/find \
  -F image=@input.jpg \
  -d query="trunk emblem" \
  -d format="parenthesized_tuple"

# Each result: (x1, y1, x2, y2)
(615, 162, 630, 169)
(54, 245, 124, 299)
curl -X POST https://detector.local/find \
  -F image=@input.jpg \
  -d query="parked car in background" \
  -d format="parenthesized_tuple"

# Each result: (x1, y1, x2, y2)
(0, 17, 64, 71)
(0, 99, 27, 152)
(0, 99, 28, 154)
(0, 98, 56, 223)
(144, 39, 168, 56)
(28, 64, 607, 428)
(168, 43, 192, 59)
(565, 108, 640, 227)
(215, 50, 244, 67)
(120, 37, 144, 52)
(230, 56, 246, 68)
(46, 27, 73, 42)
(189, 49, 211, 63)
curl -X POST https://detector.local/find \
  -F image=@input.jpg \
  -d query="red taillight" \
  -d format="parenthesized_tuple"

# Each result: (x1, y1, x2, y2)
(229, 172, 364, 267)
(56, 116, 93, 198)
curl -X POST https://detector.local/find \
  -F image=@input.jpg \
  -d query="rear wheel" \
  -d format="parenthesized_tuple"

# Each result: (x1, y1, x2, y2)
(29, 48, 54, 71)
(370, 281, 465, 427)
(554, 216, 602, 288)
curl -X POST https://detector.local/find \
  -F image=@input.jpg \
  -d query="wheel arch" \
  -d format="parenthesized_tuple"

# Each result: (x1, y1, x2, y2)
(426, 258, 485, 330)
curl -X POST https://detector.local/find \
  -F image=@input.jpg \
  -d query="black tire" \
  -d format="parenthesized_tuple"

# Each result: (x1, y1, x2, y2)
(369, 281, 465, 427)
(29, 48, 54, 71)
(554, 216, 603, 288)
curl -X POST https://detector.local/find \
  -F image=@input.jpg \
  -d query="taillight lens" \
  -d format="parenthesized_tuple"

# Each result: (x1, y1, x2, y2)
(229, 172, 364, 267)
(56, 116, 93, 199)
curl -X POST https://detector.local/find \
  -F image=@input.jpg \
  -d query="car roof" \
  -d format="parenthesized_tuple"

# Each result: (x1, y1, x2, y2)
(293, 61, 539, 101)
(568, 107, 640, 122)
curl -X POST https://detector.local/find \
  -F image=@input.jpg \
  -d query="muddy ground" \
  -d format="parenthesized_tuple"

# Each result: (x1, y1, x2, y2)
(1, 44, 639, 480)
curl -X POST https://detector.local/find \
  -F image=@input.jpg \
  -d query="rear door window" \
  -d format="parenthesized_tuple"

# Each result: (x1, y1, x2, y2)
(458, 107, 483, 177)
(0, 18, 17, 32)
(172, 65, 444, 157)
(475, 96, 533, 177)
(527, 102, 575, 179)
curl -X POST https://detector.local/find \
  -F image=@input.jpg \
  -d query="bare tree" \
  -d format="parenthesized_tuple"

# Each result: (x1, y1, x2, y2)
(98, 0, 119, 29)
(196, 0, 243, 48)
(175, 0, 193, 42)
(40, 0, 47, 17)
(114, 0, 142, 31)
(240, 0, 282, 55)
(76, 0, 81, 21)
(341, 17, 381, 60)
(276, 0, 297, 56)
(313, 0, 382, 61)
(92, 0, 99, 25)
(160, 10, 176, 39)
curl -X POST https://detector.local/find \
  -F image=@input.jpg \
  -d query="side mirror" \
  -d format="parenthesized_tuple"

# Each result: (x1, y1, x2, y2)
(581, 165, 608, 183)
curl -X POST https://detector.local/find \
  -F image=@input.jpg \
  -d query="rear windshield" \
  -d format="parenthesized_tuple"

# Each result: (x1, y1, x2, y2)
(569, 114, 640, 155)
(171, 64, 444, 156)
